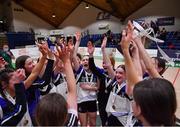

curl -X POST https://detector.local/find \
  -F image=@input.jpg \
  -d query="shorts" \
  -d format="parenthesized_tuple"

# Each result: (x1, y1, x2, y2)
(78, 100, 97, 113)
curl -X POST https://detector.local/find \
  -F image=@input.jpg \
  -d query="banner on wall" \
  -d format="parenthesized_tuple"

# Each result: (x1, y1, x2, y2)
(157, 49, 180, 68)
(157, 17, 175, 26)
(11, 47, 40, 60)
(96, 12, 111, 20)
(50, 29, 64, 35)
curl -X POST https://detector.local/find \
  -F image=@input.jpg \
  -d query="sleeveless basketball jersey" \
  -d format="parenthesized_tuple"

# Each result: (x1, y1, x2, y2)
(50, 73, 68, 99)
(76, 67, 98, 103)
(106, 80, 137, 126)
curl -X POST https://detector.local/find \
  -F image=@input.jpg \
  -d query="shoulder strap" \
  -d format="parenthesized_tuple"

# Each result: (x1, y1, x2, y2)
(76, 67, 84, 84)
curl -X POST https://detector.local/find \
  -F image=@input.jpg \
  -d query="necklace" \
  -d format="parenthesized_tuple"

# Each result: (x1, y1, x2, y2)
(85, 71, 93, 82)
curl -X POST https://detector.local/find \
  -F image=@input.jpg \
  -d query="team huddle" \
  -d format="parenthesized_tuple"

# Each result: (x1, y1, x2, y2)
(0, 21, 177, 126)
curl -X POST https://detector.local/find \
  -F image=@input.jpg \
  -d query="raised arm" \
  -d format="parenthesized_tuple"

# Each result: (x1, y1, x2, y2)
(71, 32, 81, 71)
(139, 37, 148, 75)
(56, 42, 77, 110)
(101, 36, 115, 79)
(131, 41, 143, 78)
(0, 57, 6, 69)
(133, 32, 161, 78)
(39, 42, 55, 78)
(88, 41, 105, 79)
(121, 21, 142, 95)
(24, 45, 47, 89)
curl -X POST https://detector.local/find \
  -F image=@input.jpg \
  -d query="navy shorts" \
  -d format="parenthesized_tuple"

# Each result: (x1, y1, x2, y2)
(78, 100, 97, 113)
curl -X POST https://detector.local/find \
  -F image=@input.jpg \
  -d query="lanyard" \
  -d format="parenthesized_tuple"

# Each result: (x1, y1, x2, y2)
(111, 81, 126, 110)
(54, 73, 66, 84)
(113, 81, 126, 95)
(105, 78, 112, 88)
(85, 71, 93, 82)
(54, 73, 61, 83)
(3, 91, 15, 105)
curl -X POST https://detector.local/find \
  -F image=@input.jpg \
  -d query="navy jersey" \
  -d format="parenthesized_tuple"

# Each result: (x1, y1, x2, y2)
(26, 59, 54, 121)
(0, 83, 32, 126)
(50, 73, 68, 98)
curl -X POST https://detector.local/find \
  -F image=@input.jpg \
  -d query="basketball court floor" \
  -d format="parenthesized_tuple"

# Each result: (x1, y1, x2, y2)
(163, 67, 180, 118)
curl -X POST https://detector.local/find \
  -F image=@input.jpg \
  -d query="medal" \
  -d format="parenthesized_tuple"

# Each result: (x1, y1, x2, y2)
(23, 119, 28, 126)
(112, 105, 116, 110)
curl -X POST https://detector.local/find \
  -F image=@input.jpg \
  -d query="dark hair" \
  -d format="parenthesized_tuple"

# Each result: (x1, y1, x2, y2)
(15, 55, 30, 76)
(88, 39, 94, 44)
(109, 55, 115, 69)
(77, 53, 82, 60)
(82, 55, 89, 59)
(0, 68, 14, 100)
(15, 55, 30, 69)
(133, 78, 177, 126)
(35, 93, 68, 126)
(116, 64, 126, 72)
(152, 57, 166, 75)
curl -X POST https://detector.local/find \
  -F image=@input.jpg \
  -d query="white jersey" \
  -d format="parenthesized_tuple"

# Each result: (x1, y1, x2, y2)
(76, 67, 98, 103)
(50, 73, 68, 99)
(106, 81, 136, 126)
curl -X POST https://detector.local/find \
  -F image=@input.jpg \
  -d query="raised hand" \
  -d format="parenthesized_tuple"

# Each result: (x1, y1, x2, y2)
(38, 43, 48, 58)
(41, 41, 55, 59)
(87, 42, 95, 56)
(67, 39, 75, 54)
(101, 36, 107, 49)
(0, 57, 7, 69)
(13, 69, 26, 84)
(55, 42, 70, 63)
(121, 21, 134, 50)
(75, 32, 81, 42)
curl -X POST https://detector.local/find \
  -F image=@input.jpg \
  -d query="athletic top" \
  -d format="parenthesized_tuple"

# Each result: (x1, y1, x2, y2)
(26, 59, 54, 120)
(50, 73, 68, 98)
(106, 79, 137, 126)
(65, 109, 78, 127)
(76, 65, 98, 103)
(0, 82, 32, 126)
(89, 57, 112, 108)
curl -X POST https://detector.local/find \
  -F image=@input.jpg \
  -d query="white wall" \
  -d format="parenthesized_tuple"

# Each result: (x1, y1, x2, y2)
(84, 20, 123, 34)
(59, 2, 123, 35)
(60, 26, 81, 36)
(10, 0, 180, 37)
(11, 1, 54, 35)
(127, 0, 180, 31)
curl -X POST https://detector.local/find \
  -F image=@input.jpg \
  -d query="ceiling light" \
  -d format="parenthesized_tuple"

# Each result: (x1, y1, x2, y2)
(52, 13, 56, 18)
(85, 4, 89, 9)
(0, 20, 3, 23)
